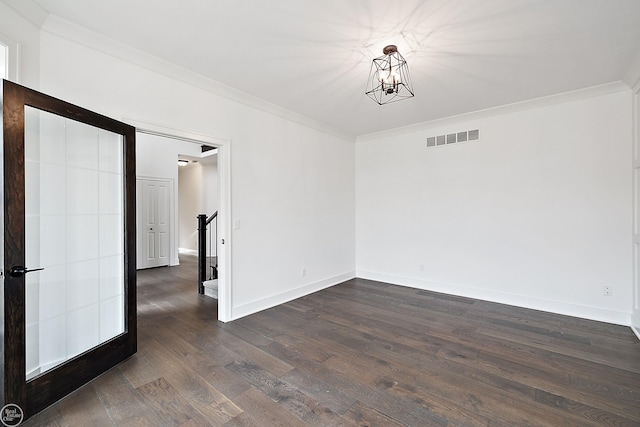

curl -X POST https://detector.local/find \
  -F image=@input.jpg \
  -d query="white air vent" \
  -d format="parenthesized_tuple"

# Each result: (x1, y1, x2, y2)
(426, 129, 479, 149)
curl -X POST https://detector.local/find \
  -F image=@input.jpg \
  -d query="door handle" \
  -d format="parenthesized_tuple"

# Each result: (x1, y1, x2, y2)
(9, 266, 44, 277)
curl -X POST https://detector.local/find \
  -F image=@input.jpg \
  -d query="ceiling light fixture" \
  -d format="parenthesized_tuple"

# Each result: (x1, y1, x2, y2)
(365, 45, 414, 105)
(178, 159, 189, 166)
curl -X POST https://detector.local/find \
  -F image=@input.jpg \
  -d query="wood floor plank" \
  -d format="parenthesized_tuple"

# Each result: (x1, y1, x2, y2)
(476, 324, 640, 373)
(154, 316, 241, 367)
(470, 298, 638, 342)
(279, 368, 357, 416)
(220, 412, 255, 427)
(221, 321, 275, 347)
(231, 388, 307, 427)
(533, 388, 638, 426)
(424, 326, 640, 424)
(21, 403, 65, 426)
(214, 327, 295, 377)
(143, 322, 232, 372)
(273, 333, 336, 364)
(226, 359, 357, 426)
(374, 376, 497, 427)
(118, 347, 163, 389)
(141, 338, 244, 425)
(342, 401, 408, 427)
(90, 368, 165, 426)
(136, 377, 205, 426)
(408, 369, 589, 427)
(58, 382, 114, 426)
(194, 365, 253, 400)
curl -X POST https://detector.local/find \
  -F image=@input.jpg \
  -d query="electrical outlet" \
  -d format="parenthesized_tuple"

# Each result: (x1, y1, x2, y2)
(602, 285, 612, 296)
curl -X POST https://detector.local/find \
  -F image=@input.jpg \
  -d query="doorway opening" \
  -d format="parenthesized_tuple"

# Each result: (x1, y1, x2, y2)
(177, 149, 219, 298)
(130, 120, 231, 322)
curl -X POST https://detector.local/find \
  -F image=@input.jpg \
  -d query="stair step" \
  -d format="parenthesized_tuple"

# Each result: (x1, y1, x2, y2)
(203, 279, 218, 299)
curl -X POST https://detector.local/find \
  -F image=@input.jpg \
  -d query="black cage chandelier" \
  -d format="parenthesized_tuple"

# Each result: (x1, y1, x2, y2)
(365, 45, 415, 105)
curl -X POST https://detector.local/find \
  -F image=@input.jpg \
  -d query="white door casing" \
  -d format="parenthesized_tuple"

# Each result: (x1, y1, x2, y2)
(127, 119, 232, 322)
(632, 83, 640, 339)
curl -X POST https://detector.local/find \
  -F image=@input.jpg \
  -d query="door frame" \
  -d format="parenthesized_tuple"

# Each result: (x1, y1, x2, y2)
(632, 81, 640, 340)
(126, 119, 233, 322)
(1, 79, 137, 417)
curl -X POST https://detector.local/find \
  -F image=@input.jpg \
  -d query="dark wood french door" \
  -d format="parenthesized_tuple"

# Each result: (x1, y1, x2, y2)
(1, 79, 136, 420)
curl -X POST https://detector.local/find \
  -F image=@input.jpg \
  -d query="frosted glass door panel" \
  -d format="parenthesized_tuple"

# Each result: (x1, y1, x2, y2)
(24, 106, 125, 381)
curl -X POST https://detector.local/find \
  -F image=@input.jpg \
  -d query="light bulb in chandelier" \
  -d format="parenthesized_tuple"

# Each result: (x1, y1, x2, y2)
(379, 68, 401, 94)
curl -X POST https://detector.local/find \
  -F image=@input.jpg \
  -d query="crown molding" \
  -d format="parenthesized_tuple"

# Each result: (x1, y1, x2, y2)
(40, 14, 355, 143)
(2, 0, 48, 28)
(356, 81, 631, 142)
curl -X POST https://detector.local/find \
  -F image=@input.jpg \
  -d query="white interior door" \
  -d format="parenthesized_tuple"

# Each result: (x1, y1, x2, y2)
(137, 178, 170, 269)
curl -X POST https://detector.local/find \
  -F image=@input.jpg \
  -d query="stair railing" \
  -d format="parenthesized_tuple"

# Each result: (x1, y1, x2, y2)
(197, 211, 218, 294)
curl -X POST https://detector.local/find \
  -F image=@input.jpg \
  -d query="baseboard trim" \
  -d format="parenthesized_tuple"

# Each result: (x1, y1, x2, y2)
(231, 271, 356, 321)
(356, 270, 632, 327)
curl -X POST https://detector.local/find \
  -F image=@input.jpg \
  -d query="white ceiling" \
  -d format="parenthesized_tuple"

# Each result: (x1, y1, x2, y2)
(16, 0, 640, 137)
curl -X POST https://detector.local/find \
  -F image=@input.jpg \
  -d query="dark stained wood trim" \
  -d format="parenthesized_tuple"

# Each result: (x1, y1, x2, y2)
(124, 120, 137, 358)
(2, 80, 137, 419)
(3, 78, 28, 412)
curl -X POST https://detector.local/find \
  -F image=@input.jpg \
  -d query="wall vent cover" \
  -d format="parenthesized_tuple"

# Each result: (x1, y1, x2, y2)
(426, 129, 479, 149)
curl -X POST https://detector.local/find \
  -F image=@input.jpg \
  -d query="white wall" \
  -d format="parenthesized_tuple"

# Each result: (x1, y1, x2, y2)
(0, 1, 40, 87)
(35, 21, 355, 320)
(201, 155, 219, 218)
(176, 156, 219, 254)
(178, 162, 202, 252)
(357, 88, 633, 325)
(0, 43, 6, 80)
(198, 155, 219, 257)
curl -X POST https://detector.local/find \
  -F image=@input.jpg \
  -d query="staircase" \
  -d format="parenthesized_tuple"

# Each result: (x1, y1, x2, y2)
(197, 212, 218, 299)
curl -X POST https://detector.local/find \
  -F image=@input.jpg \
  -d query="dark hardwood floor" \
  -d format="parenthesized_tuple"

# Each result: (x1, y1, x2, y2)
(24, 255, 640, 426)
